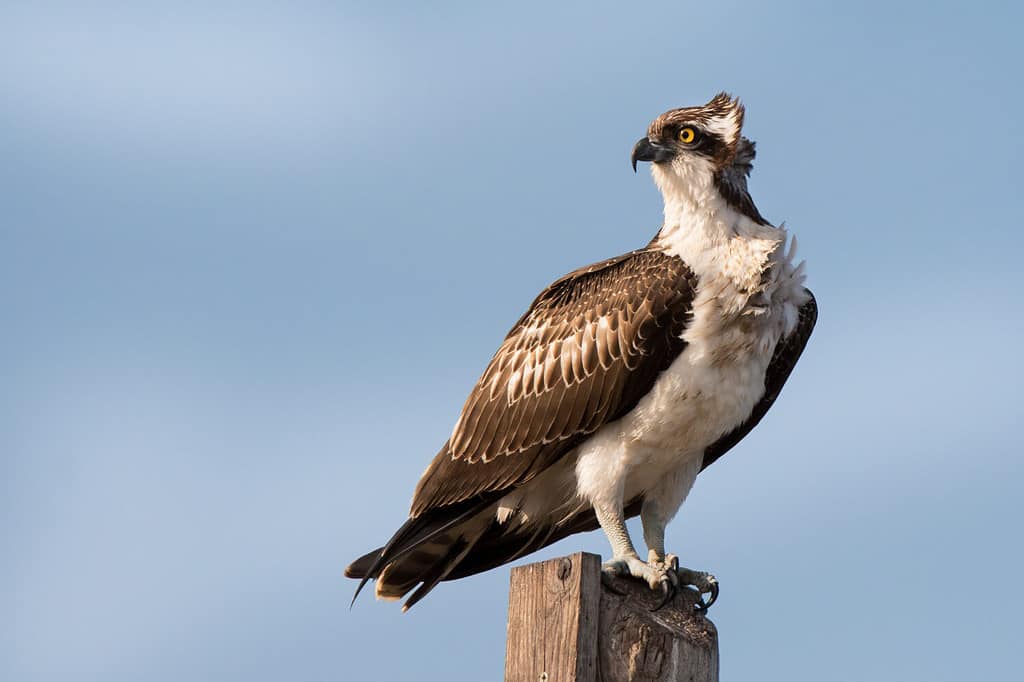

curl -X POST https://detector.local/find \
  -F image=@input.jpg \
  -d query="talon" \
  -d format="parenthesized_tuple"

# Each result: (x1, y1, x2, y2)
(704, 579, 720, 610)
(694, 577, 719, 612)
(651, 578, 675, 611)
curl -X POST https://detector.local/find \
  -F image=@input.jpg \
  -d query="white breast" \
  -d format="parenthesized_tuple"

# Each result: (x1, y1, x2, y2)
(499, 224, 808, 525)
(621, 275, 778, 457)
(572, 226, 807, 508)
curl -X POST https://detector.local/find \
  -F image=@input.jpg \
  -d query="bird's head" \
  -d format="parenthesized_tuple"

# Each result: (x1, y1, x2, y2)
(632, 93, 767, 225)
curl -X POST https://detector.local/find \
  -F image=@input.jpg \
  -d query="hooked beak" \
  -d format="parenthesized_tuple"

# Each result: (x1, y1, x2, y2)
(631, 137, 674, 172)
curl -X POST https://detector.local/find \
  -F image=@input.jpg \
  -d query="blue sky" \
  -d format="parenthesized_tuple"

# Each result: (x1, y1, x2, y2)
(3, 2, 1022, 680)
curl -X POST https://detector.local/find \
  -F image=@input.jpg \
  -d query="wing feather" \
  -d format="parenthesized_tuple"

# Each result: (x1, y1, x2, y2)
(411, 249, 697, 517)
(559, 338, 574, 385)
(543, 377, 573, 443)
(594, 316, 612, 369)
(542, 341, 561, 391)
(582, 361, 610, 432)
(523, 384, 554, 446)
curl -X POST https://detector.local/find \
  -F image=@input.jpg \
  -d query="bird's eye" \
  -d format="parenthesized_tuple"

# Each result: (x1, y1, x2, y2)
(678, 127, 697, 144)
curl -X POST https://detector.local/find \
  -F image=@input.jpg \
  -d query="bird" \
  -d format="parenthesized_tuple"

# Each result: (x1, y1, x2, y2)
(345, 93, 816, 612)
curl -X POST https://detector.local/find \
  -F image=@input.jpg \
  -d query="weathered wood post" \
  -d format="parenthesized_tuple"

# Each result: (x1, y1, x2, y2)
(504, 552, 719, 682)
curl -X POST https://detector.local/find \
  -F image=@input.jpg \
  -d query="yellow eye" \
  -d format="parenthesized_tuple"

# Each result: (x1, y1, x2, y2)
(678, 127, 697, 144)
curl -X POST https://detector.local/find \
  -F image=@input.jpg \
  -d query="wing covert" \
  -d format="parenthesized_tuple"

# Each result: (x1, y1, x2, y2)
(411, 249, 697, 516)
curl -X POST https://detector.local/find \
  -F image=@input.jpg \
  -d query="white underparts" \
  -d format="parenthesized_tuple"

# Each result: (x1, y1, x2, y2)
(496, 149, 809, 559)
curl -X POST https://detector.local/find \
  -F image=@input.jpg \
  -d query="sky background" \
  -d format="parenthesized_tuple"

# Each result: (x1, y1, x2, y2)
(3, 1, 1022, 680)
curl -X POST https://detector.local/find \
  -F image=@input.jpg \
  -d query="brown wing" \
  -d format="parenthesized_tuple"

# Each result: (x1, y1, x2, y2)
(700, 290, 817, 471)
(410, 249, 698, 516)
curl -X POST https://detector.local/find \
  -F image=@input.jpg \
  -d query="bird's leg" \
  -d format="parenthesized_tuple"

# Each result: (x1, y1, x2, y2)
(595, 501, 675, 600)
(641, 498, 669, 563)
(641, 498, 719, 612)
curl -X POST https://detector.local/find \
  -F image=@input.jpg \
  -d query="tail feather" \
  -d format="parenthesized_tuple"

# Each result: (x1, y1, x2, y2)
(375, 539, 462, 601)
(345, 496, 644, 610)
(344, 548, 382, 580)
(400, 534, 478, 611)
(446, 496, 642, 581)
(347, 495, 497, 607)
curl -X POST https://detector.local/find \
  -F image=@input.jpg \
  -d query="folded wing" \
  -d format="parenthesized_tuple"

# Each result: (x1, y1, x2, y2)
(411, 249, 699, 516)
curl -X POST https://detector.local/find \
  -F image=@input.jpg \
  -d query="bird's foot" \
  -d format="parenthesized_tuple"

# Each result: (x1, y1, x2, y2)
(601, 553, 678, 609)
(601, 553, 719, 612)
(659, 552, 718, 613)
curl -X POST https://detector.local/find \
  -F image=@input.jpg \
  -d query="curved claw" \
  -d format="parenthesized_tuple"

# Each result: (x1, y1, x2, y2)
(694, 580, 719, 612)
(651, 578, 676, 612)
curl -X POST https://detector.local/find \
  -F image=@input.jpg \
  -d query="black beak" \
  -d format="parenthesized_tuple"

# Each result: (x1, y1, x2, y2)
(631, 137, 674, 172)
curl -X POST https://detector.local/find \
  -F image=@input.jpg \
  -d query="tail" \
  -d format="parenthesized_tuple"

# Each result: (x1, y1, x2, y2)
(344, 496, 496, 611)
(345, 497, 643, 610)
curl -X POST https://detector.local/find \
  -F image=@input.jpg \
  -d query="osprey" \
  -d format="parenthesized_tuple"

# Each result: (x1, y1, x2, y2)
(346, 93, 816, 612)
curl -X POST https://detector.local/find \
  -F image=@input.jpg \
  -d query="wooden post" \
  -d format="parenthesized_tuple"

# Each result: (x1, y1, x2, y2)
(504, 552, 719, 682)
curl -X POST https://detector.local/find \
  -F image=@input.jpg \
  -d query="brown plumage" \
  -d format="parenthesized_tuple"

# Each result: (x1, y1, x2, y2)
(414, 249, 698, 515)
(647, 92, 744, 169)
(345, 94, 817, 610)
(345, 250, 816, 610)
(346, 249, 698, 608)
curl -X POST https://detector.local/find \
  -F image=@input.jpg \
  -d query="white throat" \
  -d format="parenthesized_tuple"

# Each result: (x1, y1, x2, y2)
(650, 160, 784, 290)
(648, 158, 809, 341)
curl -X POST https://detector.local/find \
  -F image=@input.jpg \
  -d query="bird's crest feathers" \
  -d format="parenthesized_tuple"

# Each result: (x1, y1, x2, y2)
(648, 92, 745, 163)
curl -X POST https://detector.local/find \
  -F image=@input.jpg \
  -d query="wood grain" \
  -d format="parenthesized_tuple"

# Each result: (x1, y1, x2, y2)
(505, 553, 718, 682)
(505, 552, 601, 682)
(598, 570, 718, 681)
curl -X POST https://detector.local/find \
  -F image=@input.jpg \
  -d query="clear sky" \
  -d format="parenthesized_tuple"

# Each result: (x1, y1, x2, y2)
(3, 2, 1022, 680)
